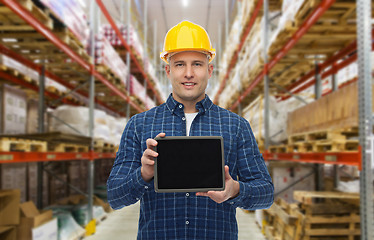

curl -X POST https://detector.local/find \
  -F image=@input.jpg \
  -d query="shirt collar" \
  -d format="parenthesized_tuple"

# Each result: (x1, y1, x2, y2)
(166, 94, 214, 114)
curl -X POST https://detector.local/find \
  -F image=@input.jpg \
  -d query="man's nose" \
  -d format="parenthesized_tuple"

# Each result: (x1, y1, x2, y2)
(185, 64, 193, 79)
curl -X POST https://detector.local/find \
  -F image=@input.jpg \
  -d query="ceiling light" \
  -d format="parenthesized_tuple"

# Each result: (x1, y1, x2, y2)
(182, 0, 188, 7)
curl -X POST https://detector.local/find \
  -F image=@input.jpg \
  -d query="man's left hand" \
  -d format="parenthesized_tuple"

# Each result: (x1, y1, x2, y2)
(196, 166, 240, 204)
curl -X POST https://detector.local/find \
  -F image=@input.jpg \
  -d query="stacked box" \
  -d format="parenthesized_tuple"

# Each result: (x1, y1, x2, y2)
(0, 163, 27, 202)
(0, 84, 27, 134)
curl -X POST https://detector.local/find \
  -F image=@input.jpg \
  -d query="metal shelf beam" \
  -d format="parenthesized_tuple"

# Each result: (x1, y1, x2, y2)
(0, 151, 115, 164)
(263, 150, 361, 168)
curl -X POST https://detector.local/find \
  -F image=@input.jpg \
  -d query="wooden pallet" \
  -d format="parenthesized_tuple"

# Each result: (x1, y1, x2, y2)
(269, 145, 290, 153)
(294, 191, 361, 240)
(0, 137, 47, 152)
(54, 28, 91, 63)
(264, 198, 302, 240)
(285, 128, 359, 153)
(293, 191, 361, 205)
(48, 142, 89, 153)
(14, 0, 53, 29)
(265, 192, 362, 240)
(289, 130, 347, 144)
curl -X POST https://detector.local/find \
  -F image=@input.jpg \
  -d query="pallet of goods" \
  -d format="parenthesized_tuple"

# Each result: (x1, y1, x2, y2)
(129, 75, 156, 110)
(49, 106, 127, 149)
(287, 82, 372, 136)
(94, 33, 128, 91)
(268, 81, 365, 153)
(101, 23, 144, 63)
(0, 0, 91, 62)
(39, 0, 90, 47)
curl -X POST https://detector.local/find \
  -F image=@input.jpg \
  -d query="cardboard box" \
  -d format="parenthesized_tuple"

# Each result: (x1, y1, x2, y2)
(0, 84, 27, 134)
(17, 201, 53, 240)
(32, 218, 58, 240)
(0, 226, 16, 240)
(269, 162, 315, 203)
(0, 189, 20, 226)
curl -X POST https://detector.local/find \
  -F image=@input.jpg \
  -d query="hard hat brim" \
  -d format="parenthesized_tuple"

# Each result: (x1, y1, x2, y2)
(160, 48, 216, 64)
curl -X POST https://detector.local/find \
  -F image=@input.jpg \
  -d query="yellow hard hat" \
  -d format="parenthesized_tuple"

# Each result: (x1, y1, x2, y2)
(160, 20, 216, 64)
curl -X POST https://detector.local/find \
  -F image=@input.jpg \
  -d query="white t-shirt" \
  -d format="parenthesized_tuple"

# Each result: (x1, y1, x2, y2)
(185, 112, 198, 136)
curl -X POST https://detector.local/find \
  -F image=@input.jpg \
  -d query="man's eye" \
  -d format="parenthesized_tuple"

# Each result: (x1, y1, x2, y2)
(175, 63, 184, 67)
(193, 63, 202, 66)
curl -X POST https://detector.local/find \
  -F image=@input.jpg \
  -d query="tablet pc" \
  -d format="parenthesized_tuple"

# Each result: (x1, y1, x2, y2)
(154, 136, 225, 193)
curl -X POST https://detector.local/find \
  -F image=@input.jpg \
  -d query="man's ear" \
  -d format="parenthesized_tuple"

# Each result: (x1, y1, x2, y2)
(165, 65, 171, 78)
(208, 64, 214, 78)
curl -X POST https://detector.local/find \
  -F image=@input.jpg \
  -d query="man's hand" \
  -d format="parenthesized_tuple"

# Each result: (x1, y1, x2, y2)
(141, 132, 166, 182)
(196, 166, 240, 204)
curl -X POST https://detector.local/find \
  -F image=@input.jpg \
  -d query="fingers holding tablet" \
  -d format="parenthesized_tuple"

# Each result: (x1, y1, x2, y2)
(141, 133, 166, 182)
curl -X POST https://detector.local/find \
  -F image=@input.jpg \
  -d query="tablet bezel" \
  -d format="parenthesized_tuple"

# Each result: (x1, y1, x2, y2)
(154, 136, 225, 193)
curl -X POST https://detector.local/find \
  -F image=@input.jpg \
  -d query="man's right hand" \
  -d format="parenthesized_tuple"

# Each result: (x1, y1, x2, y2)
(141, 132, 166, 182)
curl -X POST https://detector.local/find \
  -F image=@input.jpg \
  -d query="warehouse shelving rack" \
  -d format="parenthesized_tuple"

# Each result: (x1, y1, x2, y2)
(0, 0, 146, 114)
(0, 0, 164, 233)
(95, 0, 164, 107)
(215, 0, 373, 238)
(214, 1, 365, 166)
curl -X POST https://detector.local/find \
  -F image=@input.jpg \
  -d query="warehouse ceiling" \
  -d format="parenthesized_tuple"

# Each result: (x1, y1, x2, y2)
(92, 0, 237, 60)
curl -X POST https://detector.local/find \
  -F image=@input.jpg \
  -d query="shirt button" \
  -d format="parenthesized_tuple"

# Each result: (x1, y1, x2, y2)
(186, 193, 189, 197)
(182, 117, 186, 121)
(185, 221, 189, 225)
(144, 186, 148, 189)
(179, 105, 183, 108)
(136, 198, 139, 201)
(230, 202, 234, 205)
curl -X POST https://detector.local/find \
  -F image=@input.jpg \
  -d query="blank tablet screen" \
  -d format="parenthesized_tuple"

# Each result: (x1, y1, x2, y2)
(154, 136, 225, 192)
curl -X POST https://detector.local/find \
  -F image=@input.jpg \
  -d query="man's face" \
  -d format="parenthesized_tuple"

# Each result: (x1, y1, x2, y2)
(165, 51, 213, 105)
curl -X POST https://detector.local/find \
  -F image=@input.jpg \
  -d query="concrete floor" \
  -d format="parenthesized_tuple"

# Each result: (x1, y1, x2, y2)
(85, 202, 266, 240)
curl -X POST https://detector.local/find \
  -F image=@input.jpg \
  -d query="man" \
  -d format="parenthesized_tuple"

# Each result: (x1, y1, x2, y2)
(107, 20, 274, 239)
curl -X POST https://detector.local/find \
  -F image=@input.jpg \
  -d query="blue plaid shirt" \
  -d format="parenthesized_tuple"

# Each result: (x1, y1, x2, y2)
(107, 94, 274, 240)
